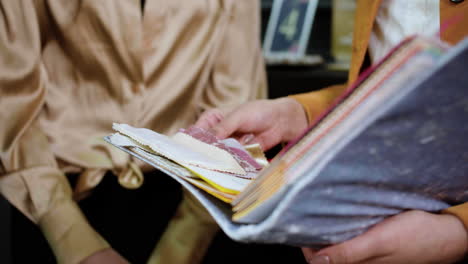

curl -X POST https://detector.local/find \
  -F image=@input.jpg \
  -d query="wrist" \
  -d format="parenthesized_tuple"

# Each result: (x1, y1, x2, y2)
(275, 97, 309, 139)
(439, 213, 468, 261)
(39, 200, 109, 264)
(443, 203, 468, 255)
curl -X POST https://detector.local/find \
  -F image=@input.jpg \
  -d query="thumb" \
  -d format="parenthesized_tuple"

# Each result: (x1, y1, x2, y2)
(194, 109, 224, 130)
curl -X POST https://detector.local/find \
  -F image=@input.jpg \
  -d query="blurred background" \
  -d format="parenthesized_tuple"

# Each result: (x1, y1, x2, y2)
(261, 0, 353, 98)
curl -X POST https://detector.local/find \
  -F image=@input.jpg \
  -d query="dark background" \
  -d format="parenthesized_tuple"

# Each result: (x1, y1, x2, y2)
(262, 0, 347, 99)
(0, 1, 347, 263)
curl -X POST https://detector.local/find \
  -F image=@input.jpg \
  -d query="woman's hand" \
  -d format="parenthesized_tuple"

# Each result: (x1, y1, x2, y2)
(195, 98, 308, 151)
(302, 210, 468, 264)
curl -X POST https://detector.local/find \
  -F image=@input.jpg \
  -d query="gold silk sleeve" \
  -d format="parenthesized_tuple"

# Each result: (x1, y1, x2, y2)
(443, 203, 468, 230)
(0, 1, 108, 263)
(197, 0, 267, 113)
(289, 84, 347, 125)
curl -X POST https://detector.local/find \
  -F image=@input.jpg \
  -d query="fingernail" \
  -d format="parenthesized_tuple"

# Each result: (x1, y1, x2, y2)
(240, 134, 255, 144)
(307, 255, 330, 264)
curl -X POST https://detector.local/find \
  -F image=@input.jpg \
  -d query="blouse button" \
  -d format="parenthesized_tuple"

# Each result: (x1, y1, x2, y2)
(450, 0, 464, 3)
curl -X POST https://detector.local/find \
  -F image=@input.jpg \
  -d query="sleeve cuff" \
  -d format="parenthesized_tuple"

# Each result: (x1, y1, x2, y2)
(288, 84, 347, 124)
(39, 200, 110, 264)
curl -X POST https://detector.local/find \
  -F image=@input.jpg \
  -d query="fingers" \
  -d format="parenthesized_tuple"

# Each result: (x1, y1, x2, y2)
(307, 211, 468, 264)
(255, 129, 283, 151)
(195, 107, 255, 139)
(238, 133, 256, 145)
(196, 101, 276, 143)
(306, 230, 384, 264)
(194, 109, 224, 130)
(316, 240, 369, 264)
(302, 247, 319, 262)
(212, 109, 252, 139)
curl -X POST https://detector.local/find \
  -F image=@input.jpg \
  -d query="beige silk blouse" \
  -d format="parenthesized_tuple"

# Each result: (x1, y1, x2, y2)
(0, 1, 267, 263)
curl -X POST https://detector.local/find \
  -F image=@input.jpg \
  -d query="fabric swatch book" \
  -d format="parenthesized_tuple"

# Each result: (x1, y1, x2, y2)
(105, 36, 468, 246)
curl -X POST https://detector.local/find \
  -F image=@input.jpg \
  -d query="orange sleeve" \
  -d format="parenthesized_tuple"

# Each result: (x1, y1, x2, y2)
(443, 203, 468, 230)
(288, 84, 347, 124)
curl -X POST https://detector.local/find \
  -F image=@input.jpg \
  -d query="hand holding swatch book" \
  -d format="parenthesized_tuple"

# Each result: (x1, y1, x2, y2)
(105, 36, 468, 246)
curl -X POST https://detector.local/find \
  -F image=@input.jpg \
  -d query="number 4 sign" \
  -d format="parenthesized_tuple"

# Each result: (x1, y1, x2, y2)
(263, 0, 320, 65)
